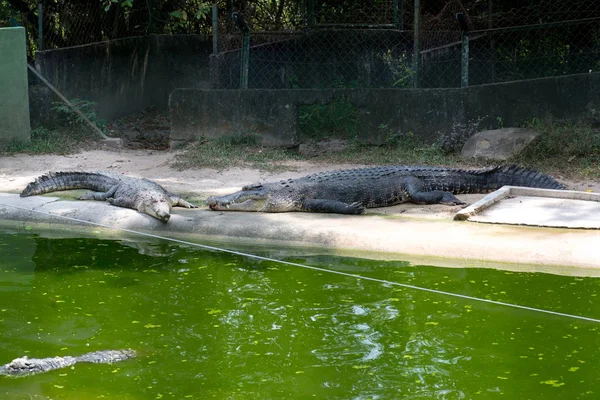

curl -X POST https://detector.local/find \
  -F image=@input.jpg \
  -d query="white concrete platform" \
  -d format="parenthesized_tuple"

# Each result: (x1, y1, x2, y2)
(456, 186, 600, 229)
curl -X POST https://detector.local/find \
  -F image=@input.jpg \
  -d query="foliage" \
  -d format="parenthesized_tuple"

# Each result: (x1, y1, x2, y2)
(0, 127, 89, 155)
(380, 50, 415, 88)
(51, 99, 107, 133)
(512, 119, 600, 177)
(298, 98, 357, 141)
(380, 125, 422, 150)
(103, 0, 133, 12)
(165, 1, 212, 34)
(0, 1, 16, 27)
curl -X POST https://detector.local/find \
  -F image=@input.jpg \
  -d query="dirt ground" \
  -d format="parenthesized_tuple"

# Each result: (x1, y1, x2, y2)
(0, 147, 599, 219)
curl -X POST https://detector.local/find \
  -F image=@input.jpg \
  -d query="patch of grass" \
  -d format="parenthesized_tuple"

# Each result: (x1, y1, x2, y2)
(511, 120, 600, 178)
(172, 134, 305, 171)
(173, 121, 600, 181)
(0, 126, 91, 155)
(174, 131, 484, 173)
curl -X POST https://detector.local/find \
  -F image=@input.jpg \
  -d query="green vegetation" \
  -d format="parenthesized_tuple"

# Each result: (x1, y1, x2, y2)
(380, 50, 415, 88)
(173, 129, 472, 172)
(0, 126, 90, 155)
(172, 134, 304, 172)
(51, 99, 107, 133)
(513, 119, 600, 178)
(173, 119, 600, 180)
(0, 98, 107, 155)
(298, 97, 358, 140)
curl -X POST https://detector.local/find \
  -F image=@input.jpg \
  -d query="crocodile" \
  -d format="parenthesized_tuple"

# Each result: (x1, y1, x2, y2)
(206, 165, 565, 214)
(20, 171, 197, 222)
(0, 349, 136, 377)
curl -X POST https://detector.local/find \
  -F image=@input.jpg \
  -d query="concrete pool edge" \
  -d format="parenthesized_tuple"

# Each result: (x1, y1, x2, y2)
(1, 192, 599, 274)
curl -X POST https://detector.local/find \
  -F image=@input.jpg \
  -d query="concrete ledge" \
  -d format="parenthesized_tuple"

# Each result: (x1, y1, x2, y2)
(2, 193, 600, 274)
(456, 186, 600, 229)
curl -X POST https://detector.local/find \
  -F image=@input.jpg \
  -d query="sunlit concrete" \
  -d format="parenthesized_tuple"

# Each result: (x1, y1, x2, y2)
(457, 186, 600, 229)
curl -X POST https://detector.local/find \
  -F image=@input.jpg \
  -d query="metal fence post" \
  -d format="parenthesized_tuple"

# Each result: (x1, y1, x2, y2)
(146, 0, 153, 34)
(307, 0, 315, 27)
(460, 31, 469, 87)
(457, 13, 469, 88)
(488, 0, 496, 83)
(37, 2, 43, 51)
(393, 0, 403, 30)
(212, 4, 219, 55)
(412, 0, 420, 87)
(240, 32, 250, 89)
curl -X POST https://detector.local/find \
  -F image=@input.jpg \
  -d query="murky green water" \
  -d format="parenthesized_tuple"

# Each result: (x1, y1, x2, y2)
(0, 231, 599, 399)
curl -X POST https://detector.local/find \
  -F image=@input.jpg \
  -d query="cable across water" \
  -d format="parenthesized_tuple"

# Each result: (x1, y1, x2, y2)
(2, 201, 599, 324)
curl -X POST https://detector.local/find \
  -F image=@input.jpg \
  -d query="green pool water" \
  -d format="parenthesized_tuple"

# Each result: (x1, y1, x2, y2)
(0, 231, 599, 399)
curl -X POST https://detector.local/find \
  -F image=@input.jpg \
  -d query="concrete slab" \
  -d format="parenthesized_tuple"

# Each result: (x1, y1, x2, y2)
(456, 186, 600, 229)
(1, 192, 600, 275)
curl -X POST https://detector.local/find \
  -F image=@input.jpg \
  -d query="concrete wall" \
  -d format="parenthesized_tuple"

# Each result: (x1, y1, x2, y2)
(0, 27, 31, 142)
(34, 34, 212, 120)
(170, 72, 600, 147)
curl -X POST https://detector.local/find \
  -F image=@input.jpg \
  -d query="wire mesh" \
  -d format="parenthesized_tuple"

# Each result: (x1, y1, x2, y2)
(2, 0, 598, 89)
(215, 30, 414, 89)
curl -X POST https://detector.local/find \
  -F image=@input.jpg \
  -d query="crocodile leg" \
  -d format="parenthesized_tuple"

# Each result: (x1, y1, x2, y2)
(169, 194, 198, 209)
(403, 176, 466, 205)
(78, 185, 118, 201)
(107, 196, 136, 209)
(301, 199, 365, 214)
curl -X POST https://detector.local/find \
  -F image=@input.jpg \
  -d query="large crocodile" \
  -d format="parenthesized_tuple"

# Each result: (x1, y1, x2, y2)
(206, 165, 564, 214)
(20, 171, 197, 221)
(0, 349, 136, 377)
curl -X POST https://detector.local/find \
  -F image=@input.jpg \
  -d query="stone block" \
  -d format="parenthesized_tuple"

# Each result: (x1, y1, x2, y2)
(461, 128, 540, 160)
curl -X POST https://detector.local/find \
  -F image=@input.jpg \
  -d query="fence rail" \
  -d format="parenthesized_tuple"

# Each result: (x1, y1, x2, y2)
(2, 0, 598, 89)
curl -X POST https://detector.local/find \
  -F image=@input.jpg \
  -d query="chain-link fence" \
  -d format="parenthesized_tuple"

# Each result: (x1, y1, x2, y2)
(213, 0, 600, 89)
(2, 0, 598, 89)
(417, 0, 600, 88)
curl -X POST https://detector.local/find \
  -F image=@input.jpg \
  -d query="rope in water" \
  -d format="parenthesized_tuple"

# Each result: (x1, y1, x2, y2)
(2, 201, 600, 324)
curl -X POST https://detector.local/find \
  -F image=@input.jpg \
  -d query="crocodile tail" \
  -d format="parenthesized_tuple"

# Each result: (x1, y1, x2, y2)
(75, 349, 136, 364)
(20, 171, 115, 197)
(484, 165, 565, 191)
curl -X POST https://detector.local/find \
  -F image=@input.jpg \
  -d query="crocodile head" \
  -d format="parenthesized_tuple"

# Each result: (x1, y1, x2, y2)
(206, 183, 295, 212)
(136, 192, 173, 222)
(0, 356, 43, 376)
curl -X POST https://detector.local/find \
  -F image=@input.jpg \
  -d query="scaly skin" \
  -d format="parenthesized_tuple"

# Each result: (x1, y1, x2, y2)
(0, 349, 136, 377)
(20, 171, 197, 221)
(206, 165, 564, 214)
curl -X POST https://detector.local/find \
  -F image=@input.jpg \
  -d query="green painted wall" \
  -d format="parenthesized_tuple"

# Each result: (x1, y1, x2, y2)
(0, 27, 30, 142)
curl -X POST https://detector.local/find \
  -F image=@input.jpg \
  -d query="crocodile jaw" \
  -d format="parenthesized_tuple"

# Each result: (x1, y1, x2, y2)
(206, 194, 267, 212)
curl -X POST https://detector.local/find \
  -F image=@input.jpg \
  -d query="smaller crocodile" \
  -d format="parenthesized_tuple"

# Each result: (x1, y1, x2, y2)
(0, 349, 136, 377)
(20, 171, 197, 222)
